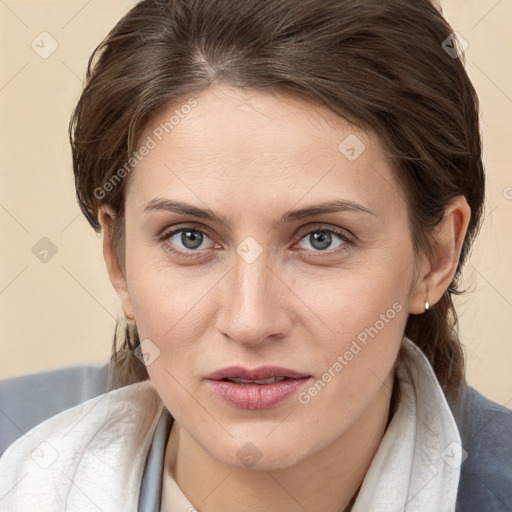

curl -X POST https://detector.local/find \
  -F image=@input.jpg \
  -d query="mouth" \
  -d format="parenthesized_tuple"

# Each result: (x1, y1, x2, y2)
(204, 365, 311, 381)
(204, 366, 312, 410)
(219, 376, 291, 384)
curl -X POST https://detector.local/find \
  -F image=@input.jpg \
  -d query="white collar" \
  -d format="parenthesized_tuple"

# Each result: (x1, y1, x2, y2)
(351, 336, 462, 511)
(0, 337, 461, 511)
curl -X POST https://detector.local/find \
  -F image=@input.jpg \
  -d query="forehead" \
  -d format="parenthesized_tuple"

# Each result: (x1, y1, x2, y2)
(127, 85, 403, 218)
(137, 85, 373, 162)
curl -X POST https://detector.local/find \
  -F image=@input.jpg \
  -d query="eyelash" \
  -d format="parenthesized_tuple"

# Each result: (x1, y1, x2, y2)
(157, 225, 353, 259)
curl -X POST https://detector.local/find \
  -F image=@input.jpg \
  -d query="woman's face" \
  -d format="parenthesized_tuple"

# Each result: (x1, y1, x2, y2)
(114, 85, 425, 470)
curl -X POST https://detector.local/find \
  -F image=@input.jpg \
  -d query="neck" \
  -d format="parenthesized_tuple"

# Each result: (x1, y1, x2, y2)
(163, 371, 397, 512)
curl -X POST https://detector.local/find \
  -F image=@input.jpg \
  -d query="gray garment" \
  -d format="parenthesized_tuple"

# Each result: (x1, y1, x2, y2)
(450, 380, 512, 511)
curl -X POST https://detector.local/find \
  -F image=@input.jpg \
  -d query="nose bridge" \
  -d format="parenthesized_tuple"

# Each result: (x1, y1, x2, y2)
(235, 252, 271, 310)
(217, 247, 287, 345)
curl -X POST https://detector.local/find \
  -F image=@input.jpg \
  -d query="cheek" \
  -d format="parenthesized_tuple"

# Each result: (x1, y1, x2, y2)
(125, 243, 205, 336)
(293, 273, 409, 442)
(292, 245, 412, 334)
(291, 249, 412, 389)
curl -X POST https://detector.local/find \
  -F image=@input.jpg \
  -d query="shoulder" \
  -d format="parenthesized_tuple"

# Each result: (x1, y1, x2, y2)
(0, 364, 111, 455)
(451, 383, 512, 511)
(0, 379, 164, 510)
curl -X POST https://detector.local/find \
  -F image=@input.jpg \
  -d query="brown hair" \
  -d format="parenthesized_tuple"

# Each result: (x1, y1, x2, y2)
(69, 0, 485, 403)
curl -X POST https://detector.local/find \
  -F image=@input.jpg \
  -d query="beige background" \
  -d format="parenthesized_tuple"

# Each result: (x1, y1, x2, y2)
(0, 1, 511, 408)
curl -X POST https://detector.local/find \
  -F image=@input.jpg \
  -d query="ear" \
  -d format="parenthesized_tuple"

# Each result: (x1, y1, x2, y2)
(97, 205, 135, 320)
(409, 196, 471, 314)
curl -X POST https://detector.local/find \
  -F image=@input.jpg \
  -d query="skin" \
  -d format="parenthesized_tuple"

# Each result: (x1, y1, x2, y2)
(99, 84, 470, 512)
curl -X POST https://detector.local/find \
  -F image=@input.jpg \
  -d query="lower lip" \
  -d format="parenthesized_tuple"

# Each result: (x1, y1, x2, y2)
(206, 377, 311, 410)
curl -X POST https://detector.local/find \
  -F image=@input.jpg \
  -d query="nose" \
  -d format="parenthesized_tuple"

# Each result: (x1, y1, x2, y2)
(214, 250, 292, 347)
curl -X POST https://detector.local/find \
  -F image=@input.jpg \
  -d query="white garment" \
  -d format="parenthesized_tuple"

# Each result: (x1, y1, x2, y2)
(0, 337, 462, 511)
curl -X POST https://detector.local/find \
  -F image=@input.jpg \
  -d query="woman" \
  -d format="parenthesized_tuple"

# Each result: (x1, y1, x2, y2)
(0, 0, 510, 510)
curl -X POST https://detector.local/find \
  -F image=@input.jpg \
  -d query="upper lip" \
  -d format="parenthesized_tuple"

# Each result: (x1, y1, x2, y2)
(205, 366, 311, 380)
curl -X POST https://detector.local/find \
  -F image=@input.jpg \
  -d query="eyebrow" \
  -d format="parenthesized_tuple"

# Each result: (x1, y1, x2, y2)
(143, 198, 376, 228)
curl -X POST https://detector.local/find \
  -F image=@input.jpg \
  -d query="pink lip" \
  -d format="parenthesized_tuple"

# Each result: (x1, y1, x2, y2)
(204, 366, 312, 410)
(206, 377, 311, 410)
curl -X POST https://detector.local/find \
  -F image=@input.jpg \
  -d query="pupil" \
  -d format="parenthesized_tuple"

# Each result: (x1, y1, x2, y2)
(182, 230, 203, 249)
(311, 231, 331, 250)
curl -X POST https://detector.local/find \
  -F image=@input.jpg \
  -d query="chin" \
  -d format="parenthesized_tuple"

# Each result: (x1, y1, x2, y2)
(210, 435, 310, 472)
